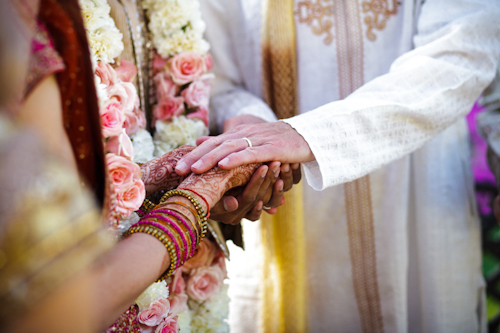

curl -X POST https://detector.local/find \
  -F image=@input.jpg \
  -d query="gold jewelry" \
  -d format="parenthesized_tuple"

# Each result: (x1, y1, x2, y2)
(243, 137, 252, 148)
(161, 201, 203, 244)
(123, 224, 178, 280)
(159, 189, 208, 238)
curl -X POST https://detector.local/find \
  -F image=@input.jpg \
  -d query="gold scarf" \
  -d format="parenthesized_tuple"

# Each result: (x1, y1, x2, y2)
(260, 0, 307, 332)
(260, 1, 384, 332)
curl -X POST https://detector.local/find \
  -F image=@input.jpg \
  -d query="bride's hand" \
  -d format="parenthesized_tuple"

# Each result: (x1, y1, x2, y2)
(175, 121, 314, 175)
(140, 146, 194, 193)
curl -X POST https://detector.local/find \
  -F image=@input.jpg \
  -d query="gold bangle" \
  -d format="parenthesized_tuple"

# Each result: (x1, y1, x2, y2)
(159, 189, 208, 238)
(123, 224, 178, 280)
(160, 201, 203, 244)
(138, 198, 156, 216)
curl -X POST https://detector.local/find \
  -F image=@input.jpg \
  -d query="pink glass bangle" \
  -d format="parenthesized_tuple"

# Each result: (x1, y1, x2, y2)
(133, 220, 182, 269)
(153, 209, 198, 256)
(146, 213, 191, 261)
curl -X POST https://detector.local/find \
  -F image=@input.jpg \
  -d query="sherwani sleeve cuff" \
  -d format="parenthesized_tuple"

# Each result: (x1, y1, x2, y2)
(281, 117, 326, 191)
(210, 88, 277, 133)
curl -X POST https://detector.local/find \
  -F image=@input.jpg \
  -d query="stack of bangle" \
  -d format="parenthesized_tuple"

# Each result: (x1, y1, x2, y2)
(159, 189, 209, 239)
(137, 198, 156, 217)
(125, 189, 209, 281)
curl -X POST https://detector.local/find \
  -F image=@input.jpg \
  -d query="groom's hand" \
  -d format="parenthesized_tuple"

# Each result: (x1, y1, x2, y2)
(174, 121, 314, 175)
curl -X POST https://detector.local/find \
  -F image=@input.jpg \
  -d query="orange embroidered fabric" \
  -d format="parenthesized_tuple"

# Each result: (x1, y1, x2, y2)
(295, 0, 401, 44)
(294, 0, 334, 45)
(362, 0, 401, 41)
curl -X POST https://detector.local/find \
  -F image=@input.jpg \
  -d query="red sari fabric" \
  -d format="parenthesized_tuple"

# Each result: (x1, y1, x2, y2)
(37, 0, 106, 206)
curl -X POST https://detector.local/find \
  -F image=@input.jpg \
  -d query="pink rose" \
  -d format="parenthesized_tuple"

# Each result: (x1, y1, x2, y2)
(204, 53, 213, 71)
(155, 314, 179, 333)
(167, 52, 206, 85)
(100, 100, 125, 138)
(181, 78, 211, 109)
(186, 266, 224, 302)
(115, 59, 138, 83)
(212, 249, 228, 279)
(168, 269, 186, 295)
(116, 178, 145, 217)
(138, 298, 170, 327)
(95, 62, 118, 86)
(138, 324, 155, 333)
(154, 72, 179, 102)
(182, 239, 217, 273)
(153, 96, 185, 122)
(124, 106, 146, 136)
(186, 107, 209, 127)
(107, 81, 138, 115)
(105, 130, 134, 160)
(168, 293, 188, 315)
(153, 52, 168, 75)
(106, 153, 141, 192)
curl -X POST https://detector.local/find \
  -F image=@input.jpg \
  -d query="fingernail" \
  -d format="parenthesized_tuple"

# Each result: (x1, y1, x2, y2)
(279, 183, 284, 191)
(223, 198, 230, 211)
(261, 166, 268, 178)
(192, 160, 202, 170)
(274, 168, 280, 178)
(176, 161, 187, 172)
(291, 163, 300, 170)
(256, 201, 263, 211)
(219, 158, 229, 167)
(283, 164, 290, 173)
(273, 165, 280, 175)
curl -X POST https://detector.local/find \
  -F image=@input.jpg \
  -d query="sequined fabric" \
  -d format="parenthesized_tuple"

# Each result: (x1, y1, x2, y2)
(106, 305, 142, 333)
(0, 117, 114, 327)
(24, 21, 65, 96)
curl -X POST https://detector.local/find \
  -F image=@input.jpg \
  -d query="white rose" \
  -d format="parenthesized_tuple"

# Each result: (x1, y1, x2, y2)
(135, 281, 170, 312)
(131, 129, 155, 164)
(94, 75, 108, 107)
(189, 284, 230, 333)
(79, 0, 111, 31)
(88, 26, 124, 63)
(153, 116, 208, 156)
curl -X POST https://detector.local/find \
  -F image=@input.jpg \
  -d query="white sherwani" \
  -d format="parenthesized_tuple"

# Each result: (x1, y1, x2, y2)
(200, 0, 500, 332)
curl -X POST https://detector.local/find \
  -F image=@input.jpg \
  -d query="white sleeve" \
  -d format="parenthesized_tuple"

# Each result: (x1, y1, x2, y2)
(201, 0, 277, 134)
(283, 0, 500, 190)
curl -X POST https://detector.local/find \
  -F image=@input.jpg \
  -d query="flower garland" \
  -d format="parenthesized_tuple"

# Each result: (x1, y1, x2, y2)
(80, 1, 230, 332)
(136, 1, 229, 332)
(79, 0, 149, 224)
(142, 0, 213, 157)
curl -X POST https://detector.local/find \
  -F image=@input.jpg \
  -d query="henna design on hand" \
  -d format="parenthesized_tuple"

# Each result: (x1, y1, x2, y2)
(178, 163, 261, 209)
(141, 146, 195, 193)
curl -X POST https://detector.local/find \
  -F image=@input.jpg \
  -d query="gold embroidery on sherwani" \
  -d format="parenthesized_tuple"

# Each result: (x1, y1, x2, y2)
(362, 0, 401, 41)
(261, 0, 308, 332)
(334, 0, 385, 332)
(294, 0, 334, 45)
